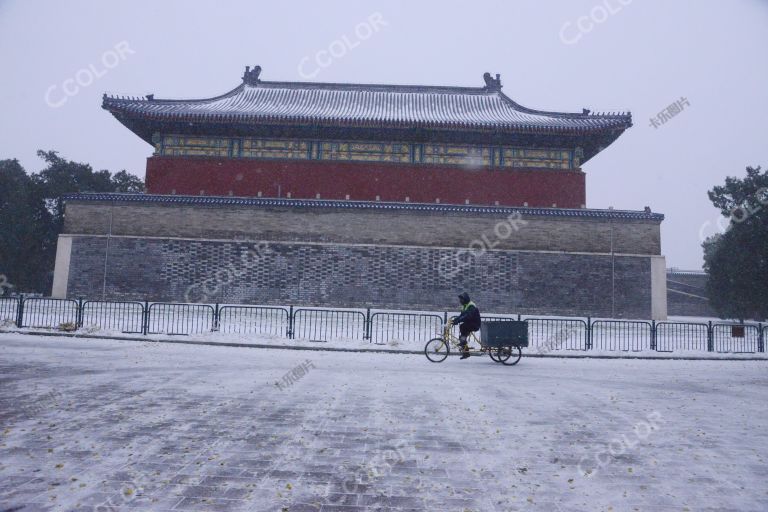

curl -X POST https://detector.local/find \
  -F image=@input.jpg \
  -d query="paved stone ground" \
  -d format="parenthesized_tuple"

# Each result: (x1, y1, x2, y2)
(1, 334, 767, 511)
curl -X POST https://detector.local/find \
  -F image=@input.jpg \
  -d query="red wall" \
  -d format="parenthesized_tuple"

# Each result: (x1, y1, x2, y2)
(146, 157, 586, 208)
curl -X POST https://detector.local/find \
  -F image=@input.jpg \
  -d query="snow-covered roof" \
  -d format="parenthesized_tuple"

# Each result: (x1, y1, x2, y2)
(102, 67, 632, 135)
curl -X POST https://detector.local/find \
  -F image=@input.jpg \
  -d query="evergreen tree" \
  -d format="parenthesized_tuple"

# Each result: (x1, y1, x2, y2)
(702, 166, 768, 321)
(0, 151, 144, 295)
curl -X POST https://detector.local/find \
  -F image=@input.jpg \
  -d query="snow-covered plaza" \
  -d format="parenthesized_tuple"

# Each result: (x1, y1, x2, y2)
(1, 333, 767, 511)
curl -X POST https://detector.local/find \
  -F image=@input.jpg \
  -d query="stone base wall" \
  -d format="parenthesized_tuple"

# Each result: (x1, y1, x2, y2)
(666, 272, 717, 318)
(62, 235, 658, 319)
(54, 195, 667, 319)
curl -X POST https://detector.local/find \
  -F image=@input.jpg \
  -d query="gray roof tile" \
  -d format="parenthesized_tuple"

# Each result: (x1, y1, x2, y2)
(64, 193, 663, 221)
(103, 70, 632, 134)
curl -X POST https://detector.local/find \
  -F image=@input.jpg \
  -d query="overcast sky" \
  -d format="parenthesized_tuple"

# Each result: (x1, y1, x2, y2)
(1, 0, 766, 270)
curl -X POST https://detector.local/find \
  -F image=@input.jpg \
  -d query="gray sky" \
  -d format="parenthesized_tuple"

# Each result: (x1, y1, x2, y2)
(1, 0, 766, 270)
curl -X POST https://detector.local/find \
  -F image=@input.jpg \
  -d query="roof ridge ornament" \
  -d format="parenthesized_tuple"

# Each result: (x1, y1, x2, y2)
(242, 65, 262, 86)
(483, 72, 502, 91)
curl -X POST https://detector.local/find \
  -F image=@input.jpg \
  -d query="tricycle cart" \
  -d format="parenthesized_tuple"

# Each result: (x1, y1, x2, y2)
(424, 319, 528, 365)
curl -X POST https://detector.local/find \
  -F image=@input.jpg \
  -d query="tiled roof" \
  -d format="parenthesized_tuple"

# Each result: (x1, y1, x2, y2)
(64, 193, 663, 221)
(102, 68, 632, 135)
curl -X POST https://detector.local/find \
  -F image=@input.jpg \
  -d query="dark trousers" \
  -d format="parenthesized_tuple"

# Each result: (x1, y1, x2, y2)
(459, 324, 479, 351)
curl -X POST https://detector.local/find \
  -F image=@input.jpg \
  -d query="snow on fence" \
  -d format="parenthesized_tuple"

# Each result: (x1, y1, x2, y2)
(1, 296, 765, 355)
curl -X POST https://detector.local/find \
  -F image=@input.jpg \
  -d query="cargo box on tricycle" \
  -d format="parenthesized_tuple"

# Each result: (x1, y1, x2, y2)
(481, 320, 529, 348)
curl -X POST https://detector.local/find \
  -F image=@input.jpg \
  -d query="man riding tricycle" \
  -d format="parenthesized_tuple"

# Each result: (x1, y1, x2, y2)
(423, 292, 526, 365)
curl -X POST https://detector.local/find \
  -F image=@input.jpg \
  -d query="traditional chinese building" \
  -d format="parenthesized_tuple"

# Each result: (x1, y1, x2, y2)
(101, 67, 632, 207)
(52, 67, 667, 319)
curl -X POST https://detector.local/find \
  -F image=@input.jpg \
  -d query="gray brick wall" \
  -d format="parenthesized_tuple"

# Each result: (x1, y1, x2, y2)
(67, 236, 653, 318)
(666, 272, 716, 317)
(63, 202, 662, 255)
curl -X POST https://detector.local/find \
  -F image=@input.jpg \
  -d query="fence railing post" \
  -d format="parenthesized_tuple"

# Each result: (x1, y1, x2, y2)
(213, 303, 220, 332)
(16, 294, 24, 328)
(288, 305, 294, 339)
(586, 316, 592, 350)
(707, 321, 714, 352)
(650, 320, 657, 351)
(365, 308, 371, 341)
(443, 311, 448, 325)
(758, 323, 764, 353)
(142, 301, 149, 335)
(517, 313, 521, 321)
(76, 297, 84, 328)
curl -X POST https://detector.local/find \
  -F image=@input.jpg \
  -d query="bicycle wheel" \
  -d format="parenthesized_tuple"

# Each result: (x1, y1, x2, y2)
(425, 337, 450, 363)
(497, 346, 522, 366)
(487, 347, 501, 362)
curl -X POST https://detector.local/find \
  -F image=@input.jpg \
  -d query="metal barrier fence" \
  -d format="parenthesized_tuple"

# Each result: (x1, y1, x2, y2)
(712, 323, 762, 353)
(0, 295, 765, 354)
(655, 322, 709, 352)
(292, 308, 367, 342)
(81, 301, 145, 334)
(21, 298, 78, 329)
(146, 303, 215, 335)
(369, 312, 444, 345)
(0, 298, 18, 326)
(526, 318, 589, 352)
(764, 325, 768, 352)
(591, 320, 653, 352)
(217, 305, 290, 337)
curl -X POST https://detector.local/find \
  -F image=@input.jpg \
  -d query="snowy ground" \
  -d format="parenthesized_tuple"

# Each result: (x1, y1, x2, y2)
(1, 334, 767, 511)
